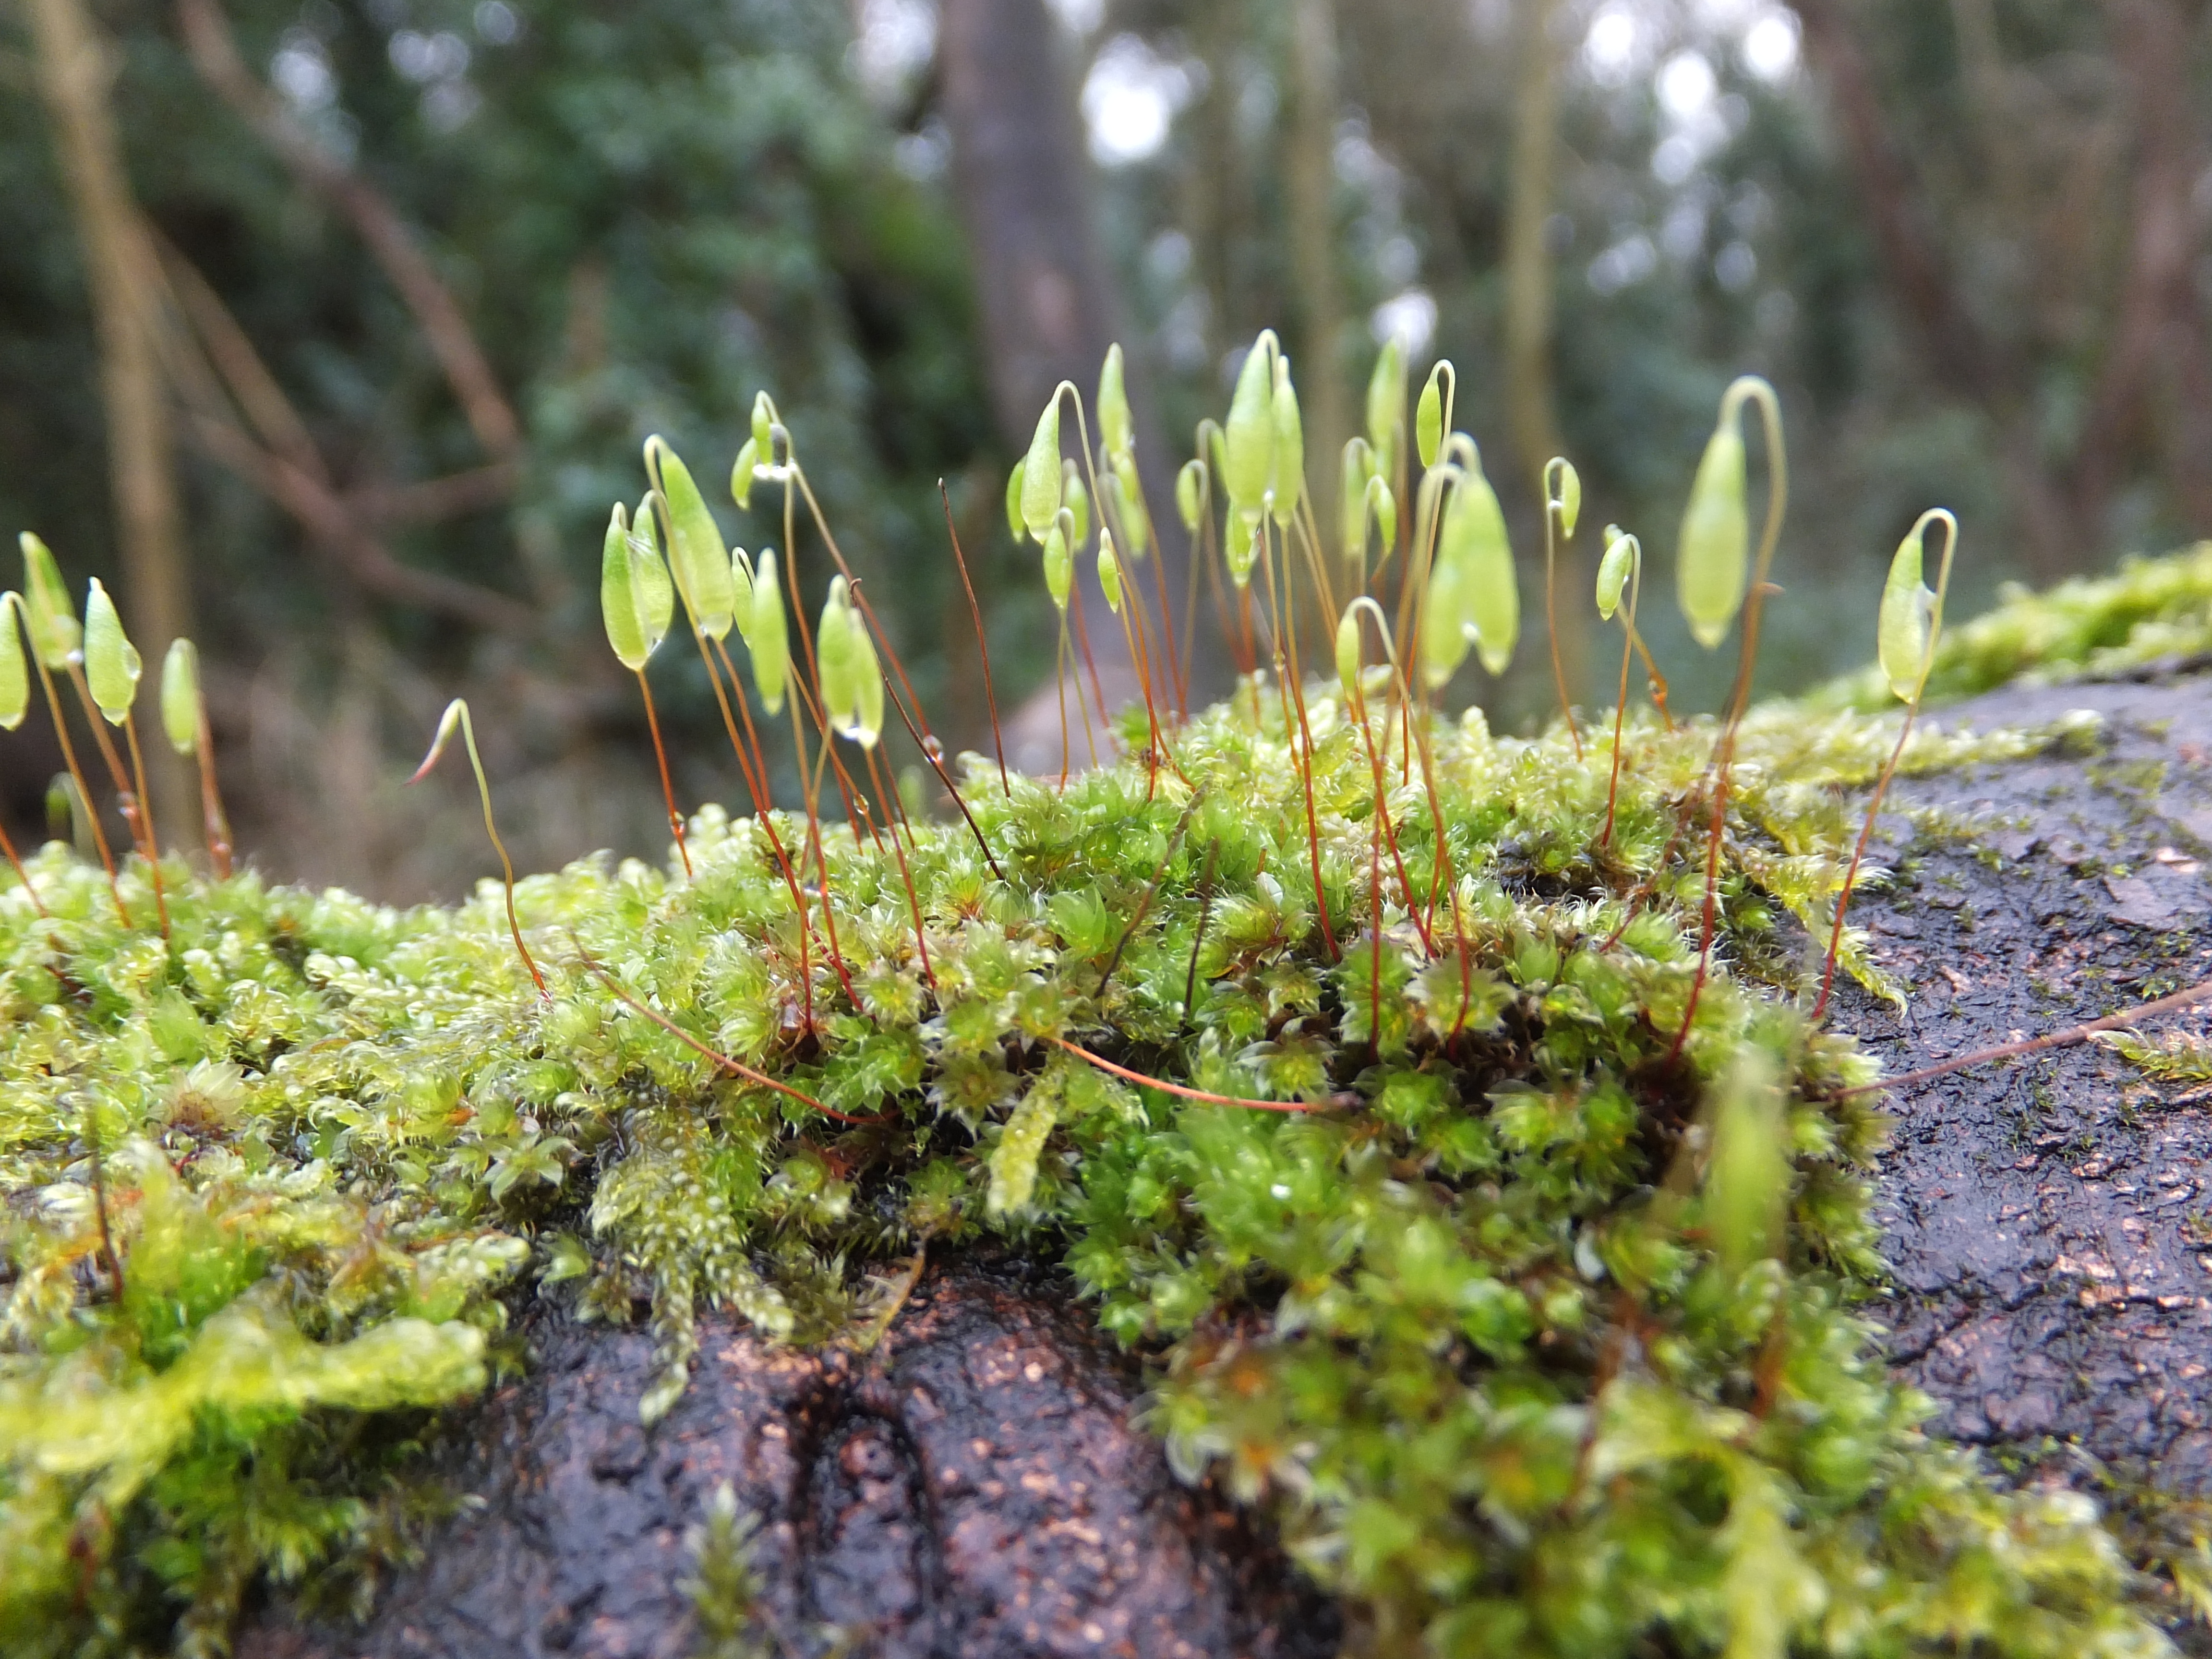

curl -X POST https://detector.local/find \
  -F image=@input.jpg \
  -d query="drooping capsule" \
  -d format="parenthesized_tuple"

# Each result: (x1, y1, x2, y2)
(601, 504, 673, 672)
(1366, 337, 1405, 482)
(1419, 537, 1472, 690)
(1415, 364, 1447, 470)
(1098, 343, 1132, 467)
(645, 436, 737, 640)
(19, 533, 78, 669)
(751, 391, 775, 460)
(1446, 452, 1519, 676)
(1878, 520, 1941, 702)
(730, 437, 760, 510)
(0, 594, 26, 732)
(1335, 605, 1363, 708)
(1596, 530, 1636, 622)
(1097, 529, 1123, 615)
(160, 637, 199, 756)
(1676, 413, 1750, 650)
(1020, 397, 1064, 543)
(83, 579, 142, 724)
(1340, 438, 1375, 567)
(1365, 474, 1397, 554)
(1176, 458, 1206, 532)
(1223, 331, 1277, 525)
(1112, 462, 1148, 558)
(1042, 522, 1072, 613)
(817, 578, 863, 739)
(1061, 460, 1091, 548)
(1549, 458, 1582, 538)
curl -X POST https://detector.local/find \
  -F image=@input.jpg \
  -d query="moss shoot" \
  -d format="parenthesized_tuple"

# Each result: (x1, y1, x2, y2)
(5, 554, 2202, 1655)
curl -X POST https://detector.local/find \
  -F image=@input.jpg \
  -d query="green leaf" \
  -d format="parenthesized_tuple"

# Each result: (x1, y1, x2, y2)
(1677, 417, 1750, 650)
(83, 579, 141, 725)
(1705, 1042, 1787, 1275)
(988, 1071, 1060, 1216)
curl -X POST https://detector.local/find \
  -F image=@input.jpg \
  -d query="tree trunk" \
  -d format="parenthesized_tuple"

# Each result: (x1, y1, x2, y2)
(25, 0, 195, 832)
(1286, 0, 1348, 546)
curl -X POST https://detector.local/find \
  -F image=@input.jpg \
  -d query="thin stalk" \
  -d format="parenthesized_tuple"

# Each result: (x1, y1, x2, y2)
(409, 699, 546, 999)
(1670, 381, 1788, 1065)
(66, 660, 144, 859)
(84, 1099, 123, 1303)
(26, 639, 124, 923)
(1542, 483, 1581, 759)
(1132, 491, 1189, 717)
(803, 722, 863, 1008)
(1054, 623, 1073, 790)
(1343, 597, 1432, 953)
(1259, 519, 1337, 962)
(190, 694, 232, 878)
(1601, 551, 1644, 851)
(634, 669, 691, 878)
(940, 481, 1009, 795)
(1106, 586, 1163, 801)
(1067, 589, 1105, 768)
(1045, 1034, 1335, 1113)
(861, 740, 934, 988)
(120, 713, 168, 938)
(1392, 362, 1454, 655)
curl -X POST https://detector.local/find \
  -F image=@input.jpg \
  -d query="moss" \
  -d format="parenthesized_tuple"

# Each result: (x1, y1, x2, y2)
(5, 560, 2204, 1656)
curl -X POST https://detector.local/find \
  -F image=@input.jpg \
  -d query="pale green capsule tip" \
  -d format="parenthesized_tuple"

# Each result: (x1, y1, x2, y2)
(1269, 363, 1303, 526)
(19, 532, 80, 668)
(0, 592, 26, 733)
(1020, 400, 1064, 542)
(1042, 525, 1071, 612)
(751, 549, 788, 715)
(1098, 343, 1131, 465)
(600, 505, 651, 672)
(1062, 463, 1090, 548)
(83, 579, 141, 724)
(1113, 463, 1148, 558)
(1878, 531, 1934, 702)
(160, 637, 199, 756)
(1176, 459, 1204, 532)
(1551, 459, 1582, 538)
(1366, 337, 1403, 462)
(1334, 607, 1362, 708)
(1097, 529, 1122, 615)
(1415, 369, 1443, 470)
(751, 392, 774, 459)
(1677, 421, 1750, 650)
(1223, 333, 1276, 517)
(1367, 475, 1397, 552)
(648, 436, 736, 639)
(1596, 534, 1635, 622)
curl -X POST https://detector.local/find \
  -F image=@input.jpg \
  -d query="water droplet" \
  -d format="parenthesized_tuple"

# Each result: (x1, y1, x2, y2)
(922, 735, 945, 764)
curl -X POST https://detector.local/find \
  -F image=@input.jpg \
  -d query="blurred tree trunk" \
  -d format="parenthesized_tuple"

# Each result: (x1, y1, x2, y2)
(26, 0, 194, 826)
(1501, 0, 1587, 707)
(1795, 0, 2212, 575)
(939, 0, 1213, 744)
(1286, 0, 1348, 545)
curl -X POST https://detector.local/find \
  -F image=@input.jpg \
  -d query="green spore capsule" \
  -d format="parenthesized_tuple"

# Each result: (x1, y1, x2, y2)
(1677, 415, 1750, 649)
(1176, 458, 1205, 532)
(1223, 331, 1277, 525)
(1042, 523, 1072, 613)
(1098, 343, 1132, 466)
(1113, 462, 1148, 558)
(1550, 458, 1582, 538)
(1415, 363, 1446, 469)
(729, 437, 760, 510)
(1419, 531, 1472, 689)
(1366, 336, 1405, 482)
(1062, 461, 1090, 548)
(1596, 531, 1636, 622)
(1366, 474, 1396, 554)
(1097, 529, 1123, 615)
(83, 579, 141, 724)
(1340, 438, 1375, 566)
(1226, 515, 1262, 589)
(1020, 397, 1064, 543)
(0, 593, 27, 732)
(1448, 453, 1519, 676)
(751, 391, 774, 460)
(19, 533, 79, 670)
(1006, 461, 1026, 540)
(600, 505, 664, 672)
(749, 549, 788, 715)
(817, 577, 863, 739)
(159, 637, 199, 756)
(1879, 530, 1935, 701)
(645, 436, 736, 640)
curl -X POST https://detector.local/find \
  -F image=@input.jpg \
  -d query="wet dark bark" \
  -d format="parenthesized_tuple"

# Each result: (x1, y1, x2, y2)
(239, 1259, 1335, 1659)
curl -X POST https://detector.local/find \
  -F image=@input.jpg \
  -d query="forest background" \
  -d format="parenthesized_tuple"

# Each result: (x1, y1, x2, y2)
(2, 0, 2207, 900)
